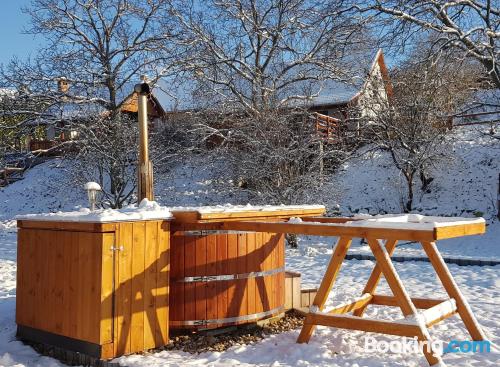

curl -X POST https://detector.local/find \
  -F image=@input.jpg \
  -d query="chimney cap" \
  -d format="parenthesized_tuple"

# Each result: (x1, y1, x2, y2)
(134, 82, 150, 95)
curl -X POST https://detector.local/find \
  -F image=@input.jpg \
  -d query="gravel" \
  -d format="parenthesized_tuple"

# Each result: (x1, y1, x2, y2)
(161, 311, 305, 354)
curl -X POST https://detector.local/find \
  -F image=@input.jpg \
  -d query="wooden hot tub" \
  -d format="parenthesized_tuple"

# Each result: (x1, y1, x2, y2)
(169, 206, 325, 329)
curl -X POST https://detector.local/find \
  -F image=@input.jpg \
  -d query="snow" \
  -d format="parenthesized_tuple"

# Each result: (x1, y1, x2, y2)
(402, 300, 457, 327)
(0, 126, 498, 366)
(83, 181, 102, 191)
(16, 199, 173, 222)
(172, 204, 325, 214)
(347, 214, 485, 230)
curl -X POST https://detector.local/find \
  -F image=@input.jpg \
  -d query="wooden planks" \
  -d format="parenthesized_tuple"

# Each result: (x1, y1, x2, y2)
(434, 222, 485, 240)
(16, 228, 106, 345)
(17, 220, 116, 233)
(306, 313, 421, 338)
(171, 207, 326, 223)
(169, 230, 284, 328)
(421, 241, 486, 340)
(115, 221, 170, 355)
(222, 221, 437, 242)
(17, 219, 170, 359)
(155, 221, 170, 345)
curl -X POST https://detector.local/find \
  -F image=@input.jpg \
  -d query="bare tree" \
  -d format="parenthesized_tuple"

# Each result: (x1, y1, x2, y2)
(221, 110, 346, 203)
(365, 1, 500, 88)
(171, 0, 368, 115)
(1, 0, 178, 118)
(361, 49, 479, 212)
(0, 0, 184, 206)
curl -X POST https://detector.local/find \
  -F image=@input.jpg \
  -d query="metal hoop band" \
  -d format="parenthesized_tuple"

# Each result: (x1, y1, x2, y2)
(174, 266, 284, 283)
(170, 306, 284, 327)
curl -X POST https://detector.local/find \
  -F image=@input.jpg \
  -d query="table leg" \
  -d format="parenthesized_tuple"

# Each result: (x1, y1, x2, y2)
(353, 239, 398, 317)
(367, 238, 440, 365)
(297, 236, 352, 343)
(421, 241, 486, 341)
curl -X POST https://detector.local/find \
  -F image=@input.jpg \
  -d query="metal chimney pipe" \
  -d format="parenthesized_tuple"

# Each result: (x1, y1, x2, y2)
(134, 78, 154, 202)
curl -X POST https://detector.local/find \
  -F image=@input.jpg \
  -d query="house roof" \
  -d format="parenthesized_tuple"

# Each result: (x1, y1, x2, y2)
(303, 49, 391, 109)
(120, 91, 166, 117)
(152, 49, 391, 113)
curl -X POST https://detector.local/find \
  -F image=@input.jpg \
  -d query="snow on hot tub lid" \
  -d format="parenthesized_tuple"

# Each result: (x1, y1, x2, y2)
(171, 203, 325, 214)
(170, 204, 326, 221)
(16, 199, 173, 223)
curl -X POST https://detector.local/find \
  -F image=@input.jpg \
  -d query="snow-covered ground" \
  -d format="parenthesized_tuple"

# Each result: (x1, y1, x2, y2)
(0, 126, 498, 366)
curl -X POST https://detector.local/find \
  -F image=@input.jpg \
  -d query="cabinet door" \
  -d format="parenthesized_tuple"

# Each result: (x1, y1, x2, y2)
(113, 221, 170, 356)
(17, 229, 114, 346)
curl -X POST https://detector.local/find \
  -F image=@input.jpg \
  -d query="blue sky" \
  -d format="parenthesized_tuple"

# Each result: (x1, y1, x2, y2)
(0, 0, 44, 66)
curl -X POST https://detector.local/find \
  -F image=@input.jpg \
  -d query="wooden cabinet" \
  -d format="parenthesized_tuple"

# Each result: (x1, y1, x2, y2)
(16, 219, 170, 359)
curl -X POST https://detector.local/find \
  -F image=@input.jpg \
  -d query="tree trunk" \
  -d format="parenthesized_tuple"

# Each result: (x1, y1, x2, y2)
(404, 171, 414, 213)
(286, 233, 298, 249)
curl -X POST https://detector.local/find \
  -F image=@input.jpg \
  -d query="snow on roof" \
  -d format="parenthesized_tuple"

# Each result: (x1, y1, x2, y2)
(153, 49, 386, 112)
(304, 80, 361, 107)
(17, 199, 173, 222)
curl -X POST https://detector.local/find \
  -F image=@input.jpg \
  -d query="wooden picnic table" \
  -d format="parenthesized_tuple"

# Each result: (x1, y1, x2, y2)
(218, 214, 487, 366)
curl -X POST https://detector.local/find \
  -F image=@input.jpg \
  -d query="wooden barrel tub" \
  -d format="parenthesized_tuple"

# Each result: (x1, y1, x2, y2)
(169, 229, 285, 329)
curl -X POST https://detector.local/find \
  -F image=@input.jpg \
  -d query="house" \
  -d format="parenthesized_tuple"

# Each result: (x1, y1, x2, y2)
(152, 49, 393, 143)
(302, 49, 392, 140)
(119, 91, 166, 128)
(24, 81, 167, 152)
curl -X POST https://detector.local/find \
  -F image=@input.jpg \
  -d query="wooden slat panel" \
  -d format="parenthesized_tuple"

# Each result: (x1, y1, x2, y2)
(206, 234, 217, 322)
(100, 233, 114, 345)
(60, 231, 72, 337)
(263, 233, 273, 312)
(130, 222, 146, 352)
(17, 229, 103, 344)
(279, 234, 285, 309)
(143, 221, 158, 349)
(40, 230, 51, 332)
(170, 232, 184, 323)
(246, 232, 256, 318)
(183, 235, 197, 323)
(52, 230, 64, 334)
(254, 232, 264, 315)
(15, 229, 27, 326)
(78, 231, 100, 343)
(115, 222, 133, 356)
(227, 233, 238, 318)
(17, 220, 116, 233)
(216, 234, 228, 321)
(155, 221, 169, 345)
(236, 233, 248, 322)
(195, 236, 207, 322)
(68, 231, 79, 338)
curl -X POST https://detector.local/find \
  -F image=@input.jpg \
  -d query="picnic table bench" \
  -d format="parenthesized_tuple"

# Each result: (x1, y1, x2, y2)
(220, 213, 487, 366)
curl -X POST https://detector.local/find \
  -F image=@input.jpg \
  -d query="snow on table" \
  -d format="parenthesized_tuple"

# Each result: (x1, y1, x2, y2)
(290, 213, 484, 231)
(351, 213, 485, 229)
(16, 199, 173, 222)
